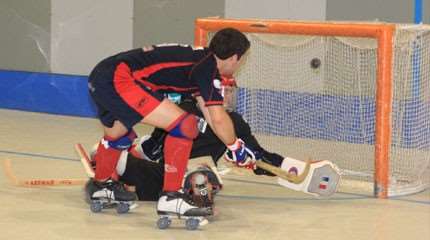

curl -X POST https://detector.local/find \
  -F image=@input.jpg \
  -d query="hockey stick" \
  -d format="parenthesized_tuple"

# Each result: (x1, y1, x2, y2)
(2, 159, 87, 187)
(74, 143, 95, 178)
(74, 143, 138, 193)
(255, 159, 311, 184)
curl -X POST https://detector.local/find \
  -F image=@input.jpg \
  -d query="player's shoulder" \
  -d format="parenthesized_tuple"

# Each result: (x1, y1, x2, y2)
(149, 43, 197, 53)
(191, 50, 217, 73)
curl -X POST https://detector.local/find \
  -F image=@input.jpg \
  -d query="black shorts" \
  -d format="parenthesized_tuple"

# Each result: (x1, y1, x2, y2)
(88, 57, 164, 129)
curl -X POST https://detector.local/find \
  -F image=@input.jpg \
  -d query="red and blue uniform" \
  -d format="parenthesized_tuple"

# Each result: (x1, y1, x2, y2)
(88, 44, 224, 129)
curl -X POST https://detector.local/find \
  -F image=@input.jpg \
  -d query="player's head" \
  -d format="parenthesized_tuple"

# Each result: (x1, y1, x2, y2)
(183, 165, 223, 208)
(209, 28, 250, 60)
(209, 28, 250, 76)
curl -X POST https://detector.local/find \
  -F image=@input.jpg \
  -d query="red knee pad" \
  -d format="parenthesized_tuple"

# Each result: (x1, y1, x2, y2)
(166, 113, 198, 140)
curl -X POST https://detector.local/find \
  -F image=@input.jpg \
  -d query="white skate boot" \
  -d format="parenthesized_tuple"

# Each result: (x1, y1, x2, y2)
(85, 178, 137, 214)
(156, 191, 213, 230)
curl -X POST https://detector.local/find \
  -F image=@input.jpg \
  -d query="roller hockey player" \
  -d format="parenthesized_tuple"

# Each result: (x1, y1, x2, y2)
(86, 27, 252, 228)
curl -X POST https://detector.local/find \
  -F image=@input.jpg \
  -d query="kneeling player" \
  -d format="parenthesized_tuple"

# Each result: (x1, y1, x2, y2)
(131, 78, 340, 197)
(85, 152, 222, 209)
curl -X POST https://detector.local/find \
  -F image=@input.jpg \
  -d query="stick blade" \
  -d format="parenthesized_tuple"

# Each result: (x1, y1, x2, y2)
(278, 158, 341, 197)
(2, 159, 19, 186)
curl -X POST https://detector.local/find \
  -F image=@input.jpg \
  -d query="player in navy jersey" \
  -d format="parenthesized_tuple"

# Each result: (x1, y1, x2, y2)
(87, 28, 252, 218)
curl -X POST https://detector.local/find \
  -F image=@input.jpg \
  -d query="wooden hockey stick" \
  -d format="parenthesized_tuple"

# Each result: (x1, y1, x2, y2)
(2, 159, 87, 187)
(74, 143, 137, 193)
(75, 142, 309, 185)
(74, 143, 95, 178)
(255, 159, 311, 184)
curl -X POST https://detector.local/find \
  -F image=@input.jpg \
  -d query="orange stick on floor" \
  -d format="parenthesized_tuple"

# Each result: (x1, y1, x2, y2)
(74, 143, 95, 178)
(2, 159, 87, 187)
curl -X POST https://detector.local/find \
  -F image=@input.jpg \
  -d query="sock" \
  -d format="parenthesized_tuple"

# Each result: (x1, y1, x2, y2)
(94, 136, 122, 181)
(94, 130, 137, 181)
(162, 135, 192, 192)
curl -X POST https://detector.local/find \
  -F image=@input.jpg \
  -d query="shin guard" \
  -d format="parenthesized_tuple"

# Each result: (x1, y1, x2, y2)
(162, 114, 198, 192)
(162, 135, 193, 191)
(94, 130, 137, 181)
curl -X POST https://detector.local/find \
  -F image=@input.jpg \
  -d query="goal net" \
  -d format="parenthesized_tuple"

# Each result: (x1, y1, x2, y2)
(195, 18, 430, 197)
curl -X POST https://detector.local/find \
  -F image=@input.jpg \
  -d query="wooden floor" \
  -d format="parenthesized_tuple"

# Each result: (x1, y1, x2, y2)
(0, 109, 429, 240)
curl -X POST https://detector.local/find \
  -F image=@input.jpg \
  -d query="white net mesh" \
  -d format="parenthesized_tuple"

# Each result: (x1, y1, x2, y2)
(390, 25, 430, 195)
(207, 24, 430, 196)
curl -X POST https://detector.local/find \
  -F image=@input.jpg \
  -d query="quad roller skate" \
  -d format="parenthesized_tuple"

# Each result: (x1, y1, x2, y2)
(156, 191, 213, 230)
(85, 178, 137, 214)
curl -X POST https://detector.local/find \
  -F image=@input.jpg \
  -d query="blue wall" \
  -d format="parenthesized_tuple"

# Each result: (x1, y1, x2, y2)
(0, 70, 96, 117)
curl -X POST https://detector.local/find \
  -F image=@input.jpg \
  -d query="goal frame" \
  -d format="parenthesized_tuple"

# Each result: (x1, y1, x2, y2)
(194, 18, 395, 198)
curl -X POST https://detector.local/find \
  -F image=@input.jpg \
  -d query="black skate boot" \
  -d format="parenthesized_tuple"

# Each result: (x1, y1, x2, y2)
(156, 191, 213, 230)
(86, 178, 137, 214)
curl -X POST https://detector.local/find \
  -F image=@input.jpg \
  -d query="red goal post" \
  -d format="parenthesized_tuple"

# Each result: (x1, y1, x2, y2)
(194, 18, 395, 198)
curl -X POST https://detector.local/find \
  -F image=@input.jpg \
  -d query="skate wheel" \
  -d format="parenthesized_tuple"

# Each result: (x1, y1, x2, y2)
(185, 218, 199, 231)
(157, 217, 171, 230)
(90, 201, 103, 213)
(116, 202, 130, 214)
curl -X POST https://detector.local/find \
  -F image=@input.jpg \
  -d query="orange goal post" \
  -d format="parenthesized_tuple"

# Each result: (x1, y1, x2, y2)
(194, 18, 430, 198)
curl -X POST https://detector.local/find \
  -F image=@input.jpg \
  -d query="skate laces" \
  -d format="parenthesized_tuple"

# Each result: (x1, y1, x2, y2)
(109, 180, 128, 193)
(92, 180, 115, 200)
(163, 191, 196, 216)
(177, 192, 195, 217)
(96, 180, 126, 193)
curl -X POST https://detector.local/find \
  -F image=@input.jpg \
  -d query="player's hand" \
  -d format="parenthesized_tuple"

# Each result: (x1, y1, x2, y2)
(225, 139, 256, 168)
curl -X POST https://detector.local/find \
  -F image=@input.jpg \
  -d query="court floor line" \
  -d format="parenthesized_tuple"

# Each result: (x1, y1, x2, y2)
(0, 149, 79, 161)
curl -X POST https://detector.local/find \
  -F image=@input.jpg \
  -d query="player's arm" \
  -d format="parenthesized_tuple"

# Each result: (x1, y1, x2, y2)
(196, 96, 254, 167)
(195, 96, 213, 128)
(191, 57, 255, 166)
(196, 96, 236, 145)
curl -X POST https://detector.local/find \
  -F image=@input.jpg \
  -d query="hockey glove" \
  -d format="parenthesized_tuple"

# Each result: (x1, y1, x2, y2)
(225, 139, 256, 168)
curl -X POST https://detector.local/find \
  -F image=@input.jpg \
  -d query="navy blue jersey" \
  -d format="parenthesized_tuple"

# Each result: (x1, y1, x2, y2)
(110, 44, 224, 106)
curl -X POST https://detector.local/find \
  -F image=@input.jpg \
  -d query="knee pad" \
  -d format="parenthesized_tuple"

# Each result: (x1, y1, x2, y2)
(168, 114, 198, 140)
(105, 130, 137, 150)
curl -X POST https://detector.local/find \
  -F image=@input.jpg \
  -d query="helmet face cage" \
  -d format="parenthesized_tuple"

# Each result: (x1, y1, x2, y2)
(183, 166, 223, 207)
